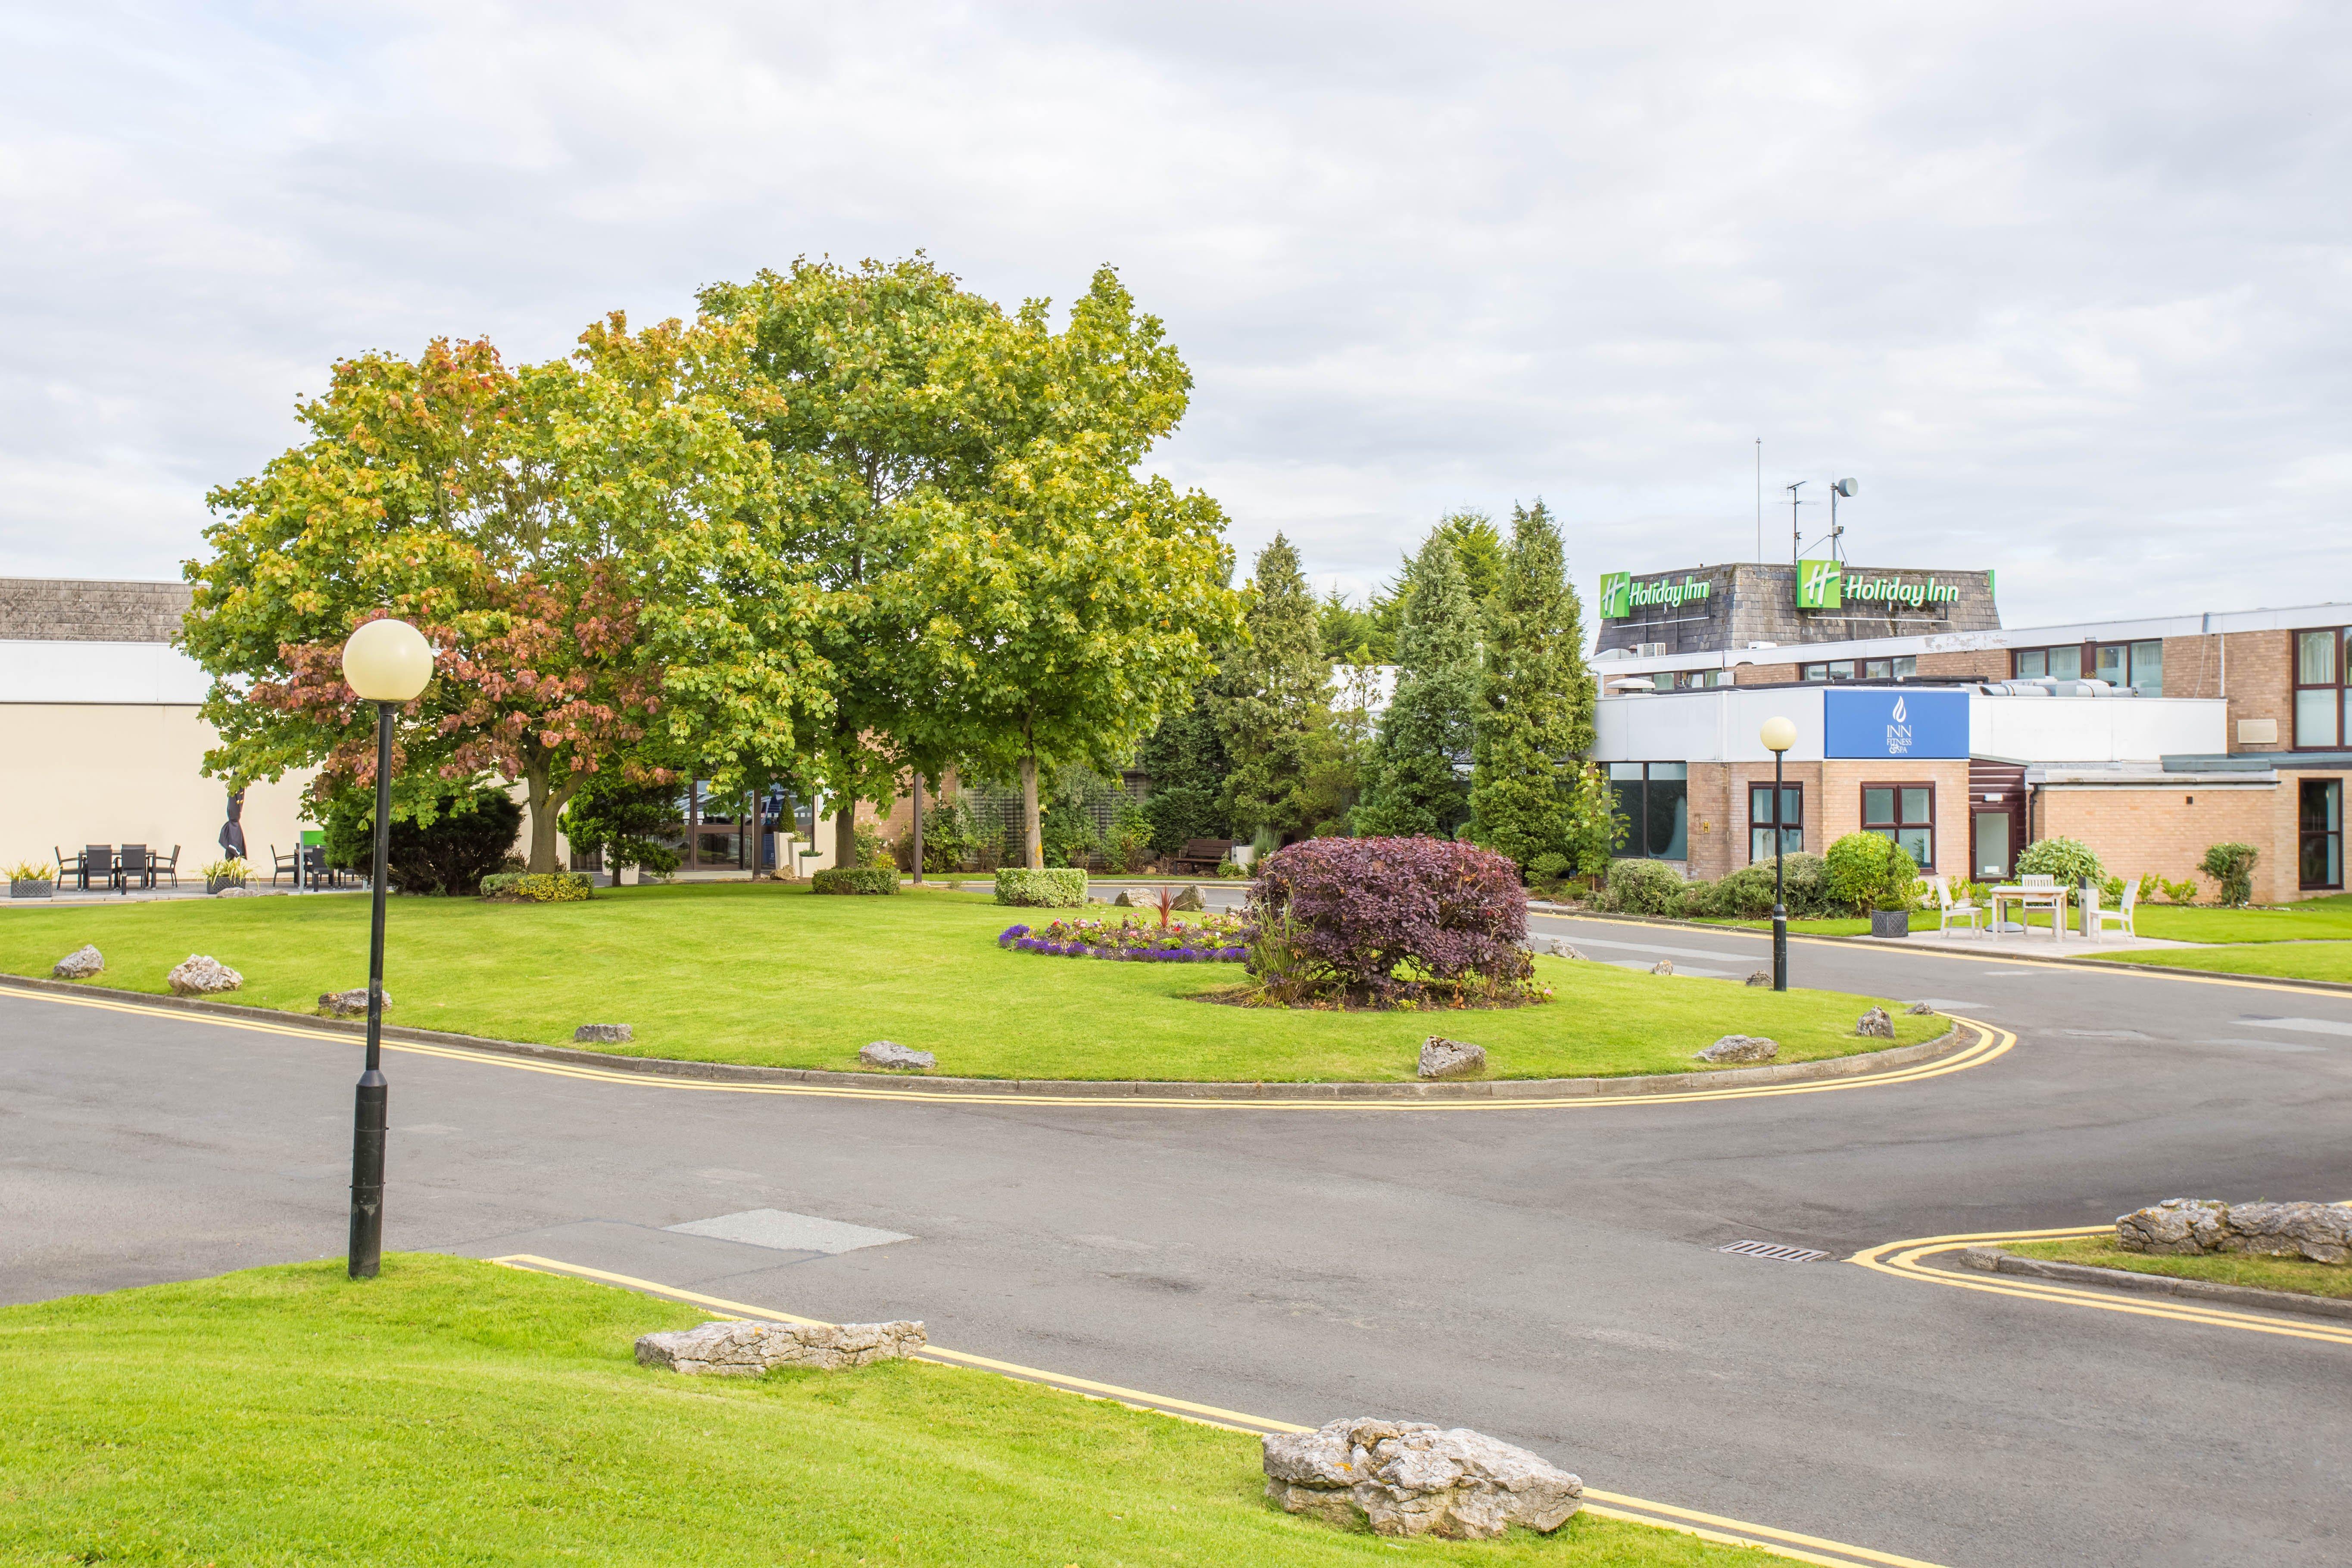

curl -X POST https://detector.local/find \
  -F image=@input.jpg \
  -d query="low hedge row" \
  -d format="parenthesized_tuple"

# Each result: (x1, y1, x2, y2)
(811, 867, 899, 895)
(994, 867, 1087, 907)
(479, 871, 593, 902)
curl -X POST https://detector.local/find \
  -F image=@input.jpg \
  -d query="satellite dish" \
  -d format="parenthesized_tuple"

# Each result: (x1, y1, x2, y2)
(1833, 477, 1858, 496)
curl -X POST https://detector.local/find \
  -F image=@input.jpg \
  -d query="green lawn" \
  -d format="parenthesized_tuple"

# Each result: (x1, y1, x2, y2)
(2001, 1233, 2352, 1300)
(0, 884, 1940, 1081)
(2087, 941, 2352, 982)
(0, 1255, 1762, 1566)
(1707, 893, 2352, 944)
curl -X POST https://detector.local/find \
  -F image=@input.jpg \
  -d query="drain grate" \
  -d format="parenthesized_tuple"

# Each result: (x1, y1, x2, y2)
(1718, 1239, 1830, 1263)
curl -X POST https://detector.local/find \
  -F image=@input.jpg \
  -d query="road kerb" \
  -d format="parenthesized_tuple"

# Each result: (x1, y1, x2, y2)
(491, 1253, 1950, 1568)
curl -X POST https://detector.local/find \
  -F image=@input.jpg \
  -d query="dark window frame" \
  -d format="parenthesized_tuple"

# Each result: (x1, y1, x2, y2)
(2292, 627, 2350, 751)
(1860, 780, 1936, 871)
(1608, 762, 1690, 862)
(2299, 777, 2343, 891)
(2012, 640, 2164, 695)
(1747, 781, 1804, 864)
(1800, 656, 1916, 683)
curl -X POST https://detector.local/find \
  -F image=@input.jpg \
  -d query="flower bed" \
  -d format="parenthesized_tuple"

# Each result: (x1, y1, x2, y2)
(999, 915, 1249, 963)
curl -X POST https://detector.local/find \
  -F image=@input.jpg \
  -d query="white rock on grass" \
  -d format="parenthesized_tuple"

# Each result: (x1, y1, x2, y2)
(2118, 1198, 2352, 1264)
(1696, 1035, 1778, 1064)
(1417, 1037, 1486, 1080)
(1650, 959, 1674, 976)
(52, 945, 103, 979)
(574, 1024, 632, 1043)
(860, 1041, 936, 1071)
(318, 988, 388, 1018)
(1854, 1006, 1895, 1038)
(1744, 969, 1771, 987)
(635, 1319, 926, 1375)
(1263, 1418, 1582, 1540)
(166, 954, 242, 995)
(1906, 1001, 1939, 1016)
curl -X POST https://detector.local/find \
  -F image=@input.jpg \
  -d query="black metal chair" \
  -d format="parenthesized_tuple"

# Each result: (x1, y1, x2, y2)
(119, 845, 151, 893)
(153, 845, 181, 888)
(82, 845, 114, 892)
(271, 845, 299, 886)
(55, 846, 81, 887)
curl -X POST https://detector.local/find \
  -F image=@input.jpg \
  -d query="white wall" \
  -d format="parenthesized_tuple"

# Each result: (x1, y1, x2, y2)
(1970, 696, 2226, 763)
(1593, 687, 1828, 763)
(0, 640, 211, 704)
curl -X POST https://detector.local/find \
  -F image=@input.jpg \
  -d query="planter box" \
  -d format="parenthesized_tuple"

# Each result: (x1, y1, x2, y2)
(10, 879, 54, 899)
(1869, 909, 1911, 939)
(206, 877, 247, 895)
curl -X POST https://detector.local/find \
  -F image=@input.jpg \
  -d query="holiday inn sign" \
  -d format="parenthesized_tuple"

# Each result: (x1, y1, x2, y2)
(1794, 560, 1973, 611)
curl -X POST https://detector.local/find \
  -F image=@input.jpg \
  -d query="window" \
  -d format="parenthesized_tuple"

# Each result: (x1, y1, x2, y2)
(1862, 783, 1935, 869)
(2013, 641, 2161, 693)
(2293, 629, 2351, 750)
(1660, 669, 1730, 690)
(1748, 782, 1803, 863)
(1609, 762, 1688, 860)
(2300, 779, 2342, 890)
(1800, 657, 1913, 683)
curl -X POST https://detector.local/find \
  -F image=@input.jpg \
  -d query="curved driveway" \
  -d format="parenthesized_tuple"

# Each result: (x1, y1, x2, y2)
(4, 920, 2350, 1568)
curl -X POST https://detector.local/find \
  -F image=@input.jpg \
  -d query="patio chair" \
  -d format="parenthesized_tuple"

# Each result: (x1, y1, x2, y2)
(82, 845, 114, 893)
(119, 844, 151, 893)
(271, 845, 299, 886)
(2093, 878, 2138, 940)
(55, 846, 82, 887)
(1932, 875, 1984, 937)
(152, 845, 181, 888)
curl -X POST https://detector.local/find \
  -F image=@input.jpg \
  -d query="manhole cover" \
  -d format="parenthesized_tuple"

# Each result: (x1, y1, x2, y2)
(1717, 1239, 1830, 1263)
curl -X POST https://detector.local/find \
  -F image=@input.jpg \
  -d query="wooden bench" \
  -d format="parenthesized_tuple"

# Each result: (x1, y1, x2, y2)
(1172, 838, 1234, 874)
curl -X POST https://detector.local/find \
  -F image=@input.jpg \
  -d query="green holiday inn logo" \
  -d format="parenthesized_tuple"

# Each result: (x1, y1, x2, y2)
(1598, 571, 1709, 619)
(1797, 558, 1844, 609)
(1597, 572, 1632, 618)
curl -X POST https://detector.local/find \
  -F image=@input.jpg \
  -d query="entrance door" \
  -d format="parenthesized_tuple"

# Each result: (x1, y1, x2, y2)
(2301, 779, 2343, 891)
(1972, 811, 2012, 880)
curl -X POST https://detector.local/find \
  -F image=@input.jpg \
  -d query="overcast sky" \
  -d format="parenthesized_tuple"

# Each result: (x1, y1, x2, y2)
(5, 2, 2347, 630)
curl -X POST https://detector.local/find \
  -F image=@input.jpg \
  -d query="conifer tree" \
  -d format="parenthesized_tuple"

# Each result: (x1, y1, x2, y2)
(1135, 690, 1230, 855)
(1469, 499, 1597, 870)
(1355, 532, 1480, 838)
(1212, 534, 1331, 842)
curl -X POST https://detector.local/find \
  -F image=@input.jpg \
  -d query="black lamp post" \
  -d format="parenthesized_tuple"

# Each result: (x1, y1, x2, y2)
(339, 617, 434, 1280)
(1760, 716, 1797, 992)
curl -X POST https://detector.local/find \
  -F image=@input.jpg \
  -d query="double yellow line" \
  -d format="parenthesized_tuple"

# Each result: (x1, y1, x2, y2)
(1850, 1226, 2352, 1347)
(497, 1254, 1950, 1568)
(0, 981, 2011, 1113)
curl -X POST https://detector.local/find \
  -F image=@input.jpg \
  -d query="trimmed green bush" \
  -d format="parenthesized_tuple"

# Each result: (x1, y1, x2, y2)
(2199, 842, 2259, 907)
(1677, 879, 1721, 918)
(1604, 857, 1685, 916)
(812, 867, 899, 895)
(1713, 853, 1832, 918)
(1824, 833, 1919, 916)
(514, 873, 592, 902)
(2016, 835, 2106, 886)
(994, 867, 1087, 907)
(479, 872, 523, 897)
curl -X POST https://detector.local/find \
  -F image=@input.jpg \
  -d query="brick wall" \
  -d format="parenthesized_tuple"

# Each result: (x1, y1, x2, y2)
(0, 578, 192, 642)
(1700, 759, 1827, 880)
(1733, 661, 1799, 686)
(1916, 651, 2006, 681)
(1819, 759, 1972, 876)
(2034, 782, 2283, 900)
(2160, 630, 2291, 751)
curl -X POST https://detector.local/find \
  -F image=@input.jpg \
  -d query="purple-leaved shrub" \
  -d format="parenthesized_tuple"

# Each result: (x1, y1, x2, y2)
(1246, 836, 1538, 1007)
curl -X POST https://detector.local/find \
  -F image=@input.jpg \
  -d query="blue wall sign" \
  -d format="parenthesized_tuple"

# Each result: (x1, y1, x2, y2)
(1823, 687, 1968, 759)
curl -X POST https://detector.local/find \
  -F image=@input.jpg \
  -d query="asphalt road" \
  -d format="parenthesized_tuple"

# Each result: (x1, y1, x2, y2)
(5, 916, 2351, 1568)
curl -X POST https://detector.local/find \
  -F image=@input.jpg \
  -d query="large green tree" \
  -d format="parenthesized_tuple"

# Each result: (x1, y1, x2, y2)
(1212, 534, 1331, 842)
(1136, 691, 1230, 855)
(1469, 499, 1597, 870)
(183, 320, 827, 872)
(1355, 532, 1480, 838)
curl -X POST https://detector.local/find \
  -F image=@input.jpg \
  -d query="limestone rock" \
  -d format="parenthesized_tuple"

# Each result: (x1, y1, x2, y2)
(1744, 969, 1771, 987)
(1417, 1037, 1486, 1080)
(166, 954, 242, 996)
(1171, 885, 1206, 912)
(860, 1040, 936, 1071)
(318, 987, 388, 1018)
(1906, 1001, 1938, 1016)
(1854, 1006, 1895, 1038)
(1113, 889, 1142, 907)
(1262, 1418, 1582, 1540)
(636, 1318, 926, 1375)
(1650, 959, 1674, 976)
(1548, 940, 1585, 960)
(1696, 1034, 1778, 1064)
(52, 945, 103, 979)
(2118, 1198, 2351, 1263)
(574, 1023, 632, 1044)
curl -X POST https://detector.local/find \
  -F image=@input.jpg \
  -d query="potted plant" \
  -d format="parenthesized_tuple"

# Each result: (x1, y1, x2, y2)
(8, 860, 54, 899)
(200, 856, 250, 895)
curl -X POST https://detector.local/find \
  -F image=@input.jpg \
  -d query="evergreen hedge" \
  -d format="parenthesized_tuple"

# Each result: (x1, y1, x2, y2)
(994, 867, 1087, 907)
(812, 867, 900, 895)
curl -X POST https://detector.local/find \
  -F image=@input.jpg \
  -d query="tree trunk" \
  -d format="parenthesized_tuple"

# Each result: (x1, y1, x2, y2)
(1020, 754, 1042, 869)
(524, 762, 560, 873)
(911, 772, 925, 883)
(834, 789, 858, 870)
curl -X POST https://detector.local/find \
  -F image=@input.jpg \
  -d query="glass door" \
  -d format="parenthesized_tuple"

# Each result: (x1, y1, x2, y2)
(1972, 811, 2011, 879)
(2300, 779, 2342, 890)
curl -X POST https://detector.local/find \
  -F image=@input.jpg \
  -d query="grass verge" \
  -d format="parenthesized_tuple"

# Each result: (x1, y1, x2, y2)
(2000, 1234, 2352, 1300)
(2085, 941, 2352, 982)
(1706, 892, 2352, 944)
(0, 883, 1940, 1081)
(0, 1255, 1764, 1566)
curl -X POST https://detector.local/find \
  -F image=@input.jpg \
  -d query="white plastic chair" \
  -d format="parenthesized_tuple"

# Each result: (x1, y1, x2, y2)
(2093, 878, 2137, 939)
(1933, 875, 1985, 937)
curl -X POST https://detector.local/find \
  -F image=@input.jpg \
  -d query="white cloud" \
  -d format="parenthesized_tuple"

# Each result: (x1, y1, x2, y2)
(1, 0, 2347, 628)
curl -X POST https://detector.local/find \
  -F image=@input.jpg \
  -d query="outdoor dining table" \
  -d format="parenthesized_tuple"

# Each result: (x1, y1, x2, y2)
(1988, 883, 2069, 941)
